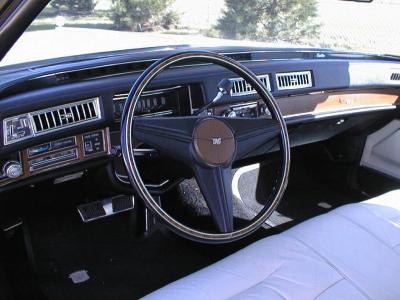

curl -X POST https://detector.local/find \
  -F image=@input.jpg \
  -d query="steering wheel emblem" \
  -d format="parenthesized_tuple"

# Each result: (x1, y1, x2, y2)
(212, 137, 222, 145)
(193, 118, 236, 167)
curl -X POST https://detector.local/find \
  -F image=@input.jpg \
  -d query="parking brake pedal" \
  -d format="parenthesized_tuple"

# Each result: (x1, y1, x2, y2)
(77, 195, 134, 222)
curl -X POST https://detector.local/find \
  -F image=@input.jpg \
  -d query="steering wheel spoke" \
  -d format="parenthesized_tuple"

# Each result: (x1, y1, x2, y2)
(122, 51, 290, 243)
(193, 164, 234, 233)
(220, 117, 281, 160)
(133, 116, 199, 164)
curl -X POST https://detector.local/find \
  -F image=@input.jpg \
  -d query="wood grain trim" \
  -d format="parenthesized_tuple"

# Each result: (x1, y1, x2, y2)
(278, 89, 400, 117)
(0, 128, 111, 187)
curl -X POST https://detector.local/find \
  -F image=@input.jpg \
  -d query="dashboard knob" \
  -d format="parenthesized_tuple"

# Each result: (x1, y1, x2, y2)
(224, 110, 237, 118)
(3, 161, 23, 179)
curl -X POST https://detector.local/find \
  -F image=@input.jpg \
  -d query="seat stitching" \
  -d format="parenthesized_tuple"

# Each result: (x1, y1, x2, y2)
(358, 203, 400, 228)
(392, 242, 400, 249)
(283, 234, 371, 300)
(332, 211, 400, 257)
(172, 280, 214, 300)
(313, 278, 344, 300)
(224, 262, 284, 299)
(249, 249, 273, 277)
(213, 266, 249, 280)
(231, 280, 287, 300)
(258, 282, 288, 300)
(214, 250, 282, 280)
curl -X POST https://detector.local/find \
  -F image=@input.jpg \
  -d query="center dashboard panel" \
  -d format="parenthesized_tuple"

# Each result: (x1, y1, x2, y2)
(0, 128, 110, 187)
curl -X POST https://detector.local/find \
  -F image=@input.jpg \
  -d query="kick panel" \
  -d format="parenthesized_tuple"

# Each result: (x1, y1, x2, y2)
(361, 120, 400, 180)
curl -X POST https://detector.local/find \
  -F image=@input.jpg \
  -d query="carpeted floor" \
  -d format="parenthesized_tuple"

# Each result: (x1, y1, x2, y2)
(25, 191, 271, 300)
(11, 146, 366, 300)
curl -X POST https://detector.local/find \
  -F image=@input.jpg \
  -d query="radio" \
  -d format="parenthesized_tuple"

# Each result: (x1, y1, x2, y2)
(212, 102, 270, 118)
(27, 136, 79, 172)
(27, 131, 107, 173)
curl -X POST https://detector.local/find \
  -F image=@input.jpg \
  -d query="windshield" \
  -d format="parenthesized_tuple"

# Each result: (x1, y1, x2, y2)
(1, 0, 400, 67)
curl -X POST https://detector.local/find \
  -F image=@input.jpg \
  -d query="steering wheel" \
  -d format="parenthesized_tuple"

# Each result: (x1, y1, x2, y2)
(121, 51, 290, 243)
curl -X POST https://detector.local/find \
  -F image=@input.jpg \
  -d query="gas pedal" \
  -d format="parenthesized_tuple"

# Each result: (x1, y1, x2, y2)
(77, 195, 134, 222)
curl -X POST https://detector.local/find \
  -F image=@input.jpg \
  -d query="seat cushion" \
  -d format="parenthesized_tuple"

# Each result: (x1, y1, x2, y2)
(143, 190, 400, 300)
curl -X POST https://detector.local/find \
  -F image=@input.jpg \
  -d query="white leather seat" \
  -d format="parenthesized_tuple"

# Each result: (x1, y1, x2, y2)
(143, 190, 400, 300)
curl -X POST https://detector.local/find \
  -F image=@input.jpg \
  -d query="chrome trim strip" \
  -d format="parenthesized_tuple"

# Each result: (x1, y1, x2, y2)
(230, 101, 258, 110)
(133, 148, 158, 155)
(188, 84, 195, 115)
(3, 98, 101, 145)
(284, 104, 396, 120)
(115, 171, 170, 188)
(113, 86, 182, 101)
(145, 179, 170, 188)
(29, 149, 78, 172)
(115, 172, 130, 184)
(26, 49, 333, 83)
(77, 196, 135, 223)
(3, 221, 23, 232)
(138, 110, 174, 118)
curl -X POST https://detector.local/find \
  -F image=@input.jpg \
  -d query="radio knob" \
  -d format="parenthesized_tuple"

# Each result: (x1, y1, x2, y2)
(224, 110, 237, 118)
(3, 161, 23, 179)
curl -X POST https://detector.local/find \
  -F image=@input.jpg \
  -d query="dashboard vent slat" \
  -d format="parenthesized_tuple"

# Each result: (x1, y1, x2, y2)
(230, 74, 271, 96)
(276, 71, 313, 91)
(391, 73, 400, 81)
(31, 98, 100, 134)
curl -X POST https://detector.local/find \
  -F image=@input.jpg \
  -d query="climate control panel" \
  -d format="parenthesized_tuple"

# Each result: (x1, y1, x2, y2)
(0, 128, 110, 187)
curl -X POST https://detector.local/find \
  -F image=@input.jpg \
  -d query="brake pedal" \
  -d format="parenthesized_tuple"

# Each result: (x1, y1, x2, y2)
(77, 195, 134, 222)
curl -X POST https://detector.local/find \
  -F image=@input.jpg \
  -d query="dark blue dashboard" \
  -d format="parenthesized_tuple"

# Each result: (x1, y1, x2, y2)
(0, 46, 399, 191)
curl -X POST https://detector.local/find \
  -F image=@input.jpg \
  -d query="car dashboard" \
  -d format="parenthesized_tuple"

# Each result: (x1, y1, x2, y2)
(0, 47, 399, 193)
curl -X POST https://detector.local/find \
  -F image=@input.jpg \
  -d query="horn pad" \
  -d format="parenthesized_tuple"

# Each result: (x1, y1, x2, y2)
(193, 118, 236, 166)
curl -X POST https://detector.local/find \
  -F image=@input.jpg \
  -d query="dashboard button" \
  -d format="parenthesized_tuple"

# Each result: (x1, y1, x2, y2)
(3, 161, 23, 179)
(82, 131, 105, 156)
(51, 137, 76, 150)
(28, 143, 51, 157)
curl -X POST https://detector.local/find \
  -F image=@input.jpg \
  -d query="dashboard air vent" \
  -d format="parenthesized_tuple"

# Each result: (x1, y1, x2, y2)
(31, 98, 100, 134)
(391, 73, 400, 81)
(230, 74, 271, 96)
(113, 92, 129, 102)
(276, 71, 313, 91)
